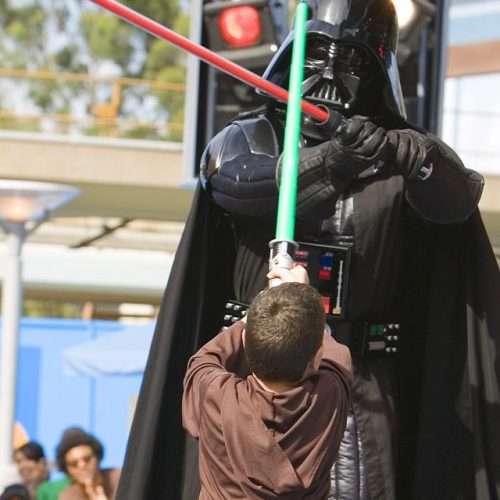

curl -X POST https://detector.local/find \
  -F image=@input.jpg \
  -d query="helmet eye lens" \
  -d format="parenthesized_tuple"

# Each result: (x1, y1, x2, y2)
(337, 46, 368, 74)
(305, 40, 329, 62)
(304, 41, 369, 73)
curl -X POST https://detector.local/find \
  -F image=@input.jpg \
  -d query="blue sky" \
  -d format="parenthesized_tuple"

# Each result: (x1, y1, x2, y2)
(448, 0, 500, 45)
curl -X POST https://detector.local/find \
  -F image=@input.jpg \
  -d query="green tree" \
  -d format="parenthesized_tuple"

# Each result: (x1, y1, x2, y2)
(80, 11, 135, 71)
(142, 13, 188, 140)
(125, 0, 179, 33)
(0, 0, 186, 140)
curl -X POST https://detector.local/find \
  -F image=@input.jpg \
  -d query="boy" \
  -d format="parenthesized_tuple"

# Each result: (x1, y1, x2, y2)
(182, 266, 352, 499)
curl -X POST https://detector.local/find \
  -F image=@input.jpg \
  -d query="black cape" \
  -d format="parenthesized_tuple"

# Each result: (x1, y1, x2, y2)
(116, 183, 500, 500)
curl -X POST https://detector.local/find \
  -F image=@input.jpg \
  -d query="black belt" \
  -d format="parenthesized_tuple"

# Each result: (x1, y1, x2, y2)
(223, 300, 399, 357)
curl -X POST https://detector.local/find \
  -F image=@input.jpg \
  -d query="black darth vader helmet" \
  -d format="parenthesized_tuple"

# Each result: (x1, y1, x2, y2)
(262, 0, 406, 119)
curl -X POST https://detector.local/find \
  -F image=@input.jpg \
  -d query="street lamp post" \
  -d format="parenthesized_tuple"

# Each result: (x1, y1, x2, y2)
(0, 180, 79, 488)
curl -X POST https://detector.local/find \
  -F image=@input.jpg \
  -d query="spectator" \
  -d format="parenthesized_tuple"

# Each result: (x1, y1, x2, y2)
(55, 430, 120, 500)
(8, 441, 49, 498)
(36, 428, 86, 500)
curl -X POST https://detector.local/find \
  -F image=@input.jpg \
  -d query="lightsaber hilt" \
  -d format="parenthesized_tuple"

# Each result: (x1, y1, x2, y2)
(268, 239, 299, 287)
(313, 105, 347, 136)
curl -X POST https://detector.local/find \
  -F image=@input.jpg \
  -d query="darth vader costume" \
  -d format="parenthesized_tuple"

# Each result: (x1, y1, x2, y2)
(116, 1, 500, 499)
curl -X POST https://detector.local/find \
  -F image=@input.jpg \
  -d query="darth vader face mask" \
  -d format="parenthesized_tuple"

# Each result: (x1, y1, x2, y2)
(263, 0, 406, 119)
(302, 37, 377, 111)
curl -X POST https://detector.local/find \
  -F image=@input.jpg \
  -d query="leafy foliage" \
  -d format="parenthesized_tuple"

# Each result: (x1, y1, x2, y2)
(80, 11, 135, 69)
(0, 0, 186, 140)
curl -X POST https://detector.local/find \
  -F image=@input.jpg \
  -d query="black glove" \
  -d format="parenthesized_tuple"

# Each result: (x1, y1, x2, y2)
(386, 128, 437, 181)
(387, 128, 484, 222)
(276, 116, 388, 219)
(328, 115, 388, 178)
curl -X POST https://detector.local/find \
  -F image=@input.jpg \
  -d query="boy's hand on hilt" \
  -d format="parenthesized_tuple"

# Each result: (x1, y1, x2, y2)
(267, 264, 309, 285)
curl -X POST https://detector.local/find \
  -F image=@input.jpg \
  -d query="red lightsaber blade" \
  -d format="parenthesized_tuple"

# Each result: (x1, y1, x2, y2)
(89, 0, 329, 123)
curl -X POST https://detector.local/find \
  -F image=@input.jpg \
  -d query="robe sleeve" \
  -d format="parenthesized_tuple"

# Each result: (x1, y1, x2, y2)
(182, 322, 249, 437)
(319, 334, 353, 397)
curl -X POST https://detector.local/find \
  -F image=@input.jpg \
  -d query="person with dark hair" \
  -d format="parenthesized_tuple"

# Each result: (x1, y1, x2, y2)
(10, 442, 49, 499)
(245, 280, 327, 383)
(2, 441, 49, 500)
(182, 265, 352, 498)
(54, 429, 120, 500)
(36, 428, 86, 500)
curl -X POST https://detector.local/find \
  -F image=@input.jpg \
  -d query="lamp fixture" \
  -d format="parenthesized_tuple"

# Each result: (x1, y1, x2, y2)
(0, 180, 79, 224)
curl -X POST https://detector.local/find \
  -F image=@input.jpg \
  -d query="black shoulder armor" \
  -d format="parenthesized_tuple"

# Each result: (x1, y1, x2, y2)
(200, 115, 279, 189)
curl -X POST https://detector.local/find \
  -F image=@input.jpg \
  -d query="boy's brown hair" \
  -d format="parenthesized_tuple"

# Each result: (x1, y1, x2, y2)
(245, 282, 325, 382)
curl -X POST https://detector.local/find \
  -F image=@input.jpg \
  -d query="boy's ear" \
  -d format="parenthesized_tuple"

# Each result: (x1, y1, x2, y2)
(311, 344, 323, 372)
(303, 344, 323, 379)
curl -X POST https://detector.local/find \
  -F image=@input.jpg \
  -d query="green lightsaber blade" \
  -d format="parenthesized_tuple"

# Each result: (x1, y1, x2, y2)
(275, 2, 308, 242)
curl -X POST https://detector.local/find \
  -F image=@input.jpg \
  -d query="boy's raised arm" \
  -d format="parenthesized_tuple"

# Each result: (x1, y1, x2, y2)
(182, 323, 249, 437)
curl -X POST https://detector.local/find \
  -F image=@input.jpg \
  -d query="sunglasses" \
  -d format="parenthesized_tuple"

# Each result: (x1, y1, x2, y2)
(65, 453, 95, 469)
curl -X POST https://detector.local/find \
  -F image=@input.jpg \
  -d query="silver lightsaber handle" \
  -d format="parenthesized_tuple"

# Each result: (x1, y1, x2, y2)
(268, 239, 298, 288)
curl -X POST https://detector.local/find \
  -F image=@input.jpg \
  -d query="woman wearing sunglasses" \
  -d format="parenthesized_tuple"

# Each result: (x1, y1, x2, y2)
(55, 430, 120, 500)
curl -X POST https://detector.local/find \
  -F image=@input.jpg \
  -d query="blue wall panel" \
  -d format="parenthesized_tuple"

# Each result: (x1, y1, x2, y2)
(8, 318, 152, 470)
(16, 346, 41, 438)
